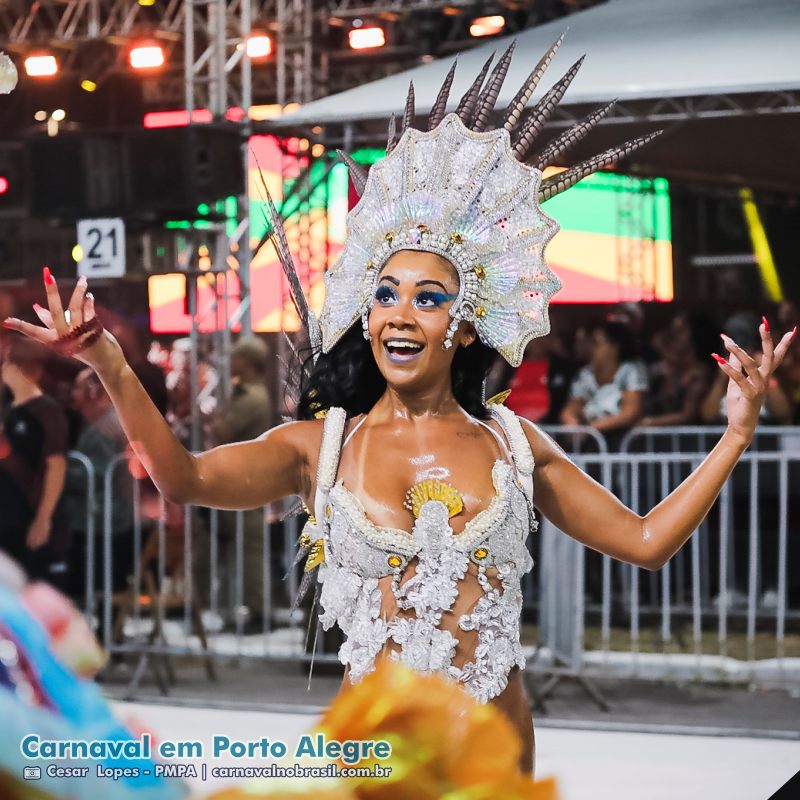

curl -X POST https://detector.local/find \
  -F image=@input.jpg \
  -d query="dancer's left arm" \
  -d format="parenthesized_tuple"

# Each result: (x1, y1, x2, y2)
(526, 322, 796, 571)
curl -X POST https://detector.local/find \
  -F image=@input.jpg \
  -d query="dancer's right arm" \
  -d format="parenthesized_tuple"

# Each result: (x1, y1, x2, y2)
(3, 272, 319, 510)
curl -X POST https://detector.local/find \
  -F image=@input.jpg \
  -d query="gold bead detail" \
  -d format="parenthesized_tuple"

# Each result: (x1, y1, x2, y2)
(324, 503, 333, 519)
(474, 547, 488, 560)
(476, 306, 487, 318)
(385, 231, 395, 243)
(365, 260, 374, 271)
(417, 223, 430, 234)
(404, 479, 464, 519)
(387, 554, 402, 568)
(450, 232, 463, 245)
(474, 266, 486, 280)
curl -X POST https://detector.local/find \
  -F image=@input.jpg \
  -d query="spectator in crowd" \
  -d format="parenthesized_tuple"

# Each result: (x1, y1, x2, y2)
(65, 368, 135, 605)
(109, 322, 169, 417)
(560, 318, 648, 448)
(166, 338, 218, 448)
(501, 318, 581, 425)
(0, 338, 70, 589)
(700, 311, 793, 425)
(572, 323, 593, 366)
(640, 311, 717, 427)
(202, 336, 273, 628)
(610, 301, 661, 367)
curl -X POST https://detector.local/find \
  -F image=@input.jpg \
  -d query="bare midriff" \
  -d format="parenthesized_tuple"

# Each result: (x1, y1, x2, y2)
(334, 557, 535, 776)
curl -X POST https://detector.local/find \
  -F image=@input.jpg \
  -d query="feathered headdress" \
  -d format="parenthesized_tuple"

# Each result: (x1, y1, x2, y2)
(260, 34, 659, 367)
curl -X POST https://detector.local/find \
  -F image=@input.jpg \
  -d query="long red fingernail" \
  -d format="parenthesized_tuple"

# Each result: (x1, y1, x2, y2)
(43, 266, 53, 286)
(792, 325, 798, 341)
(2, 319, 15, 329)
(762, 316, 770, 332)
(711, 353, 728, 365)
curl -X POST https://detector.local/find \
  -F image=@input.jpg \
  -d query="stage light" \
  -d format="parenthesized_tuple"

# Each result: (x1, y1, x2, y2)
(245, 33, 272, 59)
(0, 176, 8, 195)
(348, 26, 386, 50)
(24, 54, 58, 77)
(81, 79, 97, 92)
(34, 110, 47, 122)
(51, 108, 66, 122)
(129, 44, 164, 70)
(469, 15, 505, 37)
(72, 244, 83, 262)
(138, 0, 156, 6)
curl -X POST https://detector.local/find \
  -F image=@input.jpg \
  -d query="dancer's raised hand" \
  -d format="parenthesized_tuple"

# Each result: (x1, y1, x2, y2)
(713, 317, 797, 444)
(3, 267, 125, 376)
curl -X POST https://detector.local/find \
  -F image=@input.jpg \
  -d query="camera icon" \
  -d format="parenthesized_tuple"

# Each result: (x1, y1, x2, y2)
(23, 766, 41, 780)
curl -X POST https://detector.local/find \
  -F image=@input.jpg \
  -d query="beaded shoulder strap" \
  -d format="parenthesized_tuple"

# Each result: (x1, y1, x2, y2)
(489, 404, 534, 504)
(314, 407, 347, 527)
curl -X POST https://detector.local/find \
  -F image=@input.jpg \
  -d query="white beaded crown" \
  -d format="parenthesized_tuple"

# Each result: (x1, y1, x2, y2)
(261, 36, 659, 367)
(320, 112, 562, 366)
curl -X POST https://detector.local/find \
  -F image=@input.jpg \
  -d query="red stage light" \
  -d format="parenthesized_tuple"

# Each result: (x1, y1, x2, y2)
(348, 26, 386, 50)
(24, 54, 58, 77)
(0, 176, 8, 195)
(469, 15, 505, 37)
(246, 33, 272, 59)
(129, 44, 165, 70)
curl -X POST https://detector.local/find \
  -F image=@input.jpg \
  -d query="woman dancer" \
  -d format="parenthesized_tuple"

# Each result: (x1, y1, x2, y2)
(4, 41, 796, 775)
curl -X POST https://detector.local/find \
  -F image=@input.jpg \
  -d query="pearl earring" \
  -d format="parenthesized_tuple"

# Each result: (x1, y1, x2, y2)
(361, 307, 371, 341)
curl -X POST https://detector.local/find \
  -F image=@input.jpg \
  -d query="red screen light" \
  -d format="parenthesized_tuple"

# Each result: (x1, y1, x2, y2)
(0, 177, 8, 195)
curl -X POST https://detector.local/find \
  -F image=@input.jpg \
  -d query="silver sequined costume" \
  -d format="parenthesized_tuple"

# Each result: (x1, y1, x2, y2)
(308, 404, 536, 704)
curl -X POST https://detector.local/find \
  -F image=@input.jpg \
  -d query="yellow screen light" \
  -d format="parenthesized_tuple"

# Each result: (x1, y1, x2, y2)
(348, 26, 386, 50)
(81, 79, 97, 92)
(129, 44, 165, 70)
(24, 54, 58, 77)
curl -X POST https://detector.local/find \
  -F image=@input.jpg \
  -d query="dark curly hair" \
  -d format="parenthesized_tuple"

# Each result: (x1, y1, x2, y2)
(589, 318, 640, 363)
(297, 324, 497, 420)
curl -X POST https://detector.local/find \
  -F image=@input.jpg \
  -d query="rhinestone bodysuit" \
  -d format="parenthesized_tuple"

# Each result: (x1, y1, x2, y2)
(309, 405, 537, 704)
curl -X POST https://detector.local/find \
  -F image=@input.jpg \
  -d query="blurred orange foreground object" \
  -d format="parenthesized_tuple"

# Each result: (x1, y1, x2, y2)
(206, 659, 559, 800)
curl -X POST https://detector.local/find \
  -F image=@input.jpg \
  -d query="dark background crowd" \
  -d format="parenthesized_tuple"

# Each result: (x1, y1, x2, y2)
(0, 296, 798, 605)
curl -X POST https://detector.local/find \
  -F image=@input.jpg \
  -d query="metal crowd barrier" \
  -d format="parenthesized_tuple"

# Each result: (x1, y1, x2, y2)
(74, 425, 800, 695)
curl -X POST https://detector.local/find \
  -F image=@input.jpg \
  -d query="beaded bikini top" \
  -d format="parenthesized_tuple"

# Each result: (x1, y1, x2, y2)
(300, 404, 537, 704)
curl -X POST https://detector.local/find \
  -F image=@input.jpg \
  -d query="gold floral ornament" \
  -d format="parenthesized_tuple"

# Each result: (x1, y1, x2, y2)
(404, 479, 463, 519)
(486, 389, 512, 406)
(307, 388, 329, 419)
(304, 539, 325, 572)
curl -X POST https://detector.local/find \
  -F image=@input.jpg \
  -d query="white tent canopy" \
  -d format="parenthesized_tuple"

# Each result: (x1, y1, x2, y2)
(272, 0, 800, 128)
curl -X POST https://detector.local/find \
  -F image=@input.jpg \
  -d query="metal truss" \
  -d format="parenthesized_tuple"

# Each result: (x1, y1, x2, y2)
(0, 0, 185, 44)
(0, 1, 596, 101)
(543, 91, 800, 128)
